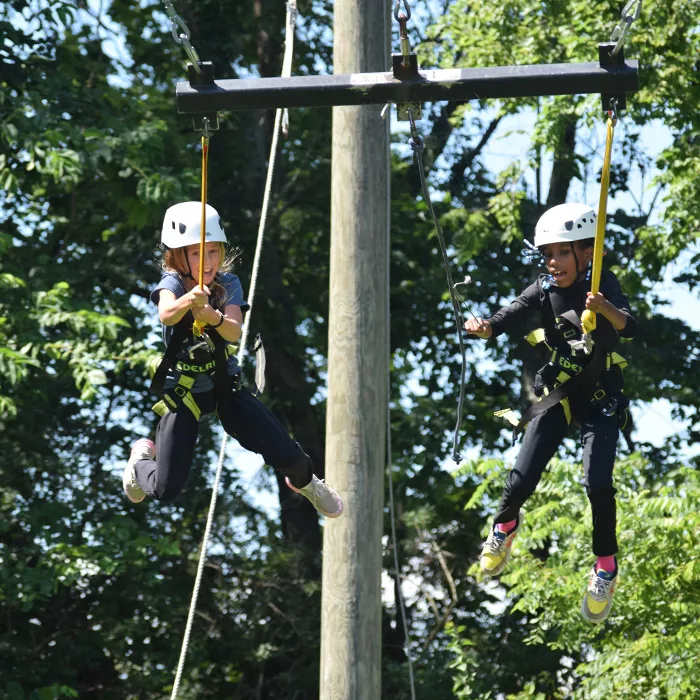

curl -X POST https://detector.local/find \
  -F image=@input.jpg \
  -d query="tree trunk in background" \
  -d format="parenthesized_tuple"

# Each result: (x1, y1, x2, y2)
(546, 117, 578, 208)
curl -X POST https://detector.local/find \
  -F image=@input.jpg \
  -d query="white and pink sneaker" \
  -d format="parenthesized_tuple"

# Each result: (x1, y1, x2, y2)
(286, 475, 344, 518)
(122, 438, 155, 503)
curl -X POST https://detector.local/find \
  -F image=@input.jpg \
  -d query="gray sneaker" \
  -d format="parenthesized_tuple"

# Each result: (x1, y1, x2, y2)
(286, 475, 344, 518)
(122, 438, 154, 503)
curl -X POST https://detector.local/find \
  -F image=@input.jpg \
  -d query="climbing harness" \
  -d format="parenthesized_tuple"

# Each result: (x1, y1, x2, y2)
(496, 313, 629, 439)
(165, 3, 299, 698)
(496, 302, 630, 441)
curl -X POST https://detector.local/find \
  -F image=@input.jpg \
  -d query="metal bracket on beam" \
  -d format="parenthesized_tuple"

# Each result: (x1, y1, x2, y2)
(598, 42, 627, 112)
(176, 60, 639, 115)
(391, 53, 422, 121)
(186, 61, 220, 131)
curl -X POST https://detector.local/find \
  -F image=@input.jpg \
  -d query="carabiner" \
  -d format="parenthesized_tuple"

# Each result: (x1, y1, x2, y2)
(394, 0, 411, 22)
(188, 335, 215, 359)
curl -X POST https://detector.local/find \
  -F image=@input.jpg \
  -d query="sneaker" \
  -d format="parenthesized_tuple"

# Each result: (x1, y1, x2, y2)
(285, 475, 344, 518)
(480, 511, 523, 576)
(581, 566, 618, 623)
(122, 438, 155, 503)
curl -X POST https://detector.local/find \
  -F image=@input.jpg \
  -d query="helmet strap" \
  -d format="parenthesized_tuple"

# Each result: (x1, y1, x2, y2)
(183, 249, 195, 281)
(570, 242, 587, 282)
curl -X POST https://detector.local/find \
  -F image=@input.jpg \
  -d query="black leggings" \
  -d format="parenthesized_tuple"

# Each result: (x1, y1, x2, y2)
(494, 403, 620, 556)
(134, 386, 313, 503)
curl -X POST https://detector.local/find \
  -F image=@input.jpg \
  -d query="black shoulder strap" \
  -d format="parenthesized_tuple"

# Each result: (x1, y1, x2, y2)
(558, 309, 582, 330)
(207, 327, 238, 421)
(150, 313, 194, 396)
(512, 343, 606, 439)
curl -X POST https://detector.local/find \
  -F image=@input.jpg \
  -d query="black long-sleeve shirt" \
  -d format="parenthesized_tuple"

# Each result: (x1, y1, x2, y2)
(488, 270, 637, 346)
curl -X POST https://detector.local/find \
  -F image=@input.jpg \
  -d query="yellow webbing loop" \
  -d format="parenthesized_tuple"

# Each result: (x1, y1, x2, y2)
(193, 128, 210, 338)
(525, 328, 547, 347)
(582, 113, 616, 335)
(561, 397, 572, 424)
(607, 351, 628, 370)
(494, 408, 521, 427)
(148, 355, 162, 379)
(153, 394, 178, 417)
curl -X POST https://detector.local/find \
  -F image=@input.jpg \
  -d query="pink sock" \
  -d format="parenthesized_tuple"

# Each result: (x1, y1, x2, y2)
(496, 519, 517, 534)
(596, 555, 616, 572)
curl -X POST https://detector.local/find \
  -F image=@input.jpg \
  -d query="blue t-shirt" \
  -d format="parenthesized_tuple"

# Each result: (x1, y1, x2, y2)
(151, 271, 249, 392)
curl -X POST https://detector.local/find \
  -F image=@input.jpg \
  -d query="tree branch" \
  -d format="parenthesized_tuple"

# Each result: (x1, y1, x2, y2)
(449, 115, 504, 196)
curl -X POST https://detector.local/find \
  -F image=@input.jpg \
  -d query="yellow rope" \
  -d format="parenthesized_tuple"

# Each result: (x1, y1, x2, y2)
(193, 132, 210, 337)
(581, 113, 616, 335)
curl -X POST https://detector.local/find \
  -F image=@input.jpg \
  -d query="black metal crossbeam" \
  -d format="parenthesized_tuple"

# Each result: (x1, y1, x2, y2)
(176, 57, 638, 115)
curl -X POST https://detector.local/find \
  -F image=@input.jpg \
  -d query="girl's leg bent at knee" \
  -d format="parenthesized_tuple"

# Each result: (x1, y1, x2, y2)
(220, 387, 314, 488)
(135, 392, 212, 502)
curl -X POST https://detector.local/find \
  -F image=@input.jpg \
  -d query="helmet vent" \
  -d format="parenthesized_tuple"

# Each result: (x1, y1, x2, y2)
(565, 220, 573, 231)
(179, 223, 186, 234)
(171, 221, 175, 229)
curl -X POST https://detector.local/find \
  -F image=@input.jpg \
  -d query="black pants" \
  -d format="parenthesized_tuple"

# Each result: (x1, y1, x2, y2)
(134, 386, 313, 503)
(494, 403, 619, 556)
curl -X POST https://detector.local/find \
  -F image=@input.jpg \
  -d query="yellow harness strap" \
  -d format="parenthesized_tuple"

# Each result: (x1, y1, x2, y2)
(152, 374, 201, 421)
(495, 328, 628, 432)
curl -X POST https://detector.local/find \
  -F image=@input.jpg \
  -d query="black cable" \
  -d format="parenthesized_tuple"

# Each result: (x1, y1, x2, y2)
(408, 111, 467, 463)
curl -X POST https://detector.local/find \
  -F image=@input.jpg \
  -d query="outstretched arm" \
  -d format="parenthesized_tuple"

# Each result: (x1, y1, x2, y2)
(483, 280, 542, 339)
(464, 317, 492, 338)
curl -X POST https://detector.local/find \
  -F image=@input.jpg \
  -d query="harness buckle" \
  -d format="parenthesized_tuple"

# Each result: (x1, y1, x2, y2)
(174, 385, 188, 398)
(569, 333, 594, 356)
(592, 388, 606, 402)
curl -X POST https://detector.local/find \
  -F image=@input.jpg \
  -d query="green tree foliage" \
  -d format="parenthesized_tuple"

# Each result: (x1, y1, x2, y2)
(452, 457, 699, 700)
(1, 0, 698, 698)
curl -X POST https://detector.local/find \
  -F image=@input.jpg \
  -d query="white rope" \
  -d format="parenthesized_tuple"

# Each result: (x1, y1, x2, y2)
(169, 3, 298, 697)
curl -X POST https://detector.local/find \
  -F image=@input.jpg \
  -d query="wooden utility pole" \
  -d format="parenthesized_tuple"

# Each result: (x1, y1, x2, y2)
(320, 0, 389, 698)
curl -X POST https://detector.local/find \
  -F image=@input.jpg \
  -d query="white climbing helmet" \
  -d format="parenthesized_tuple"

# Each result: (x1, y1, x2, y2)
(534, 202, 598, 248)
(161, 202, 227, 249)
